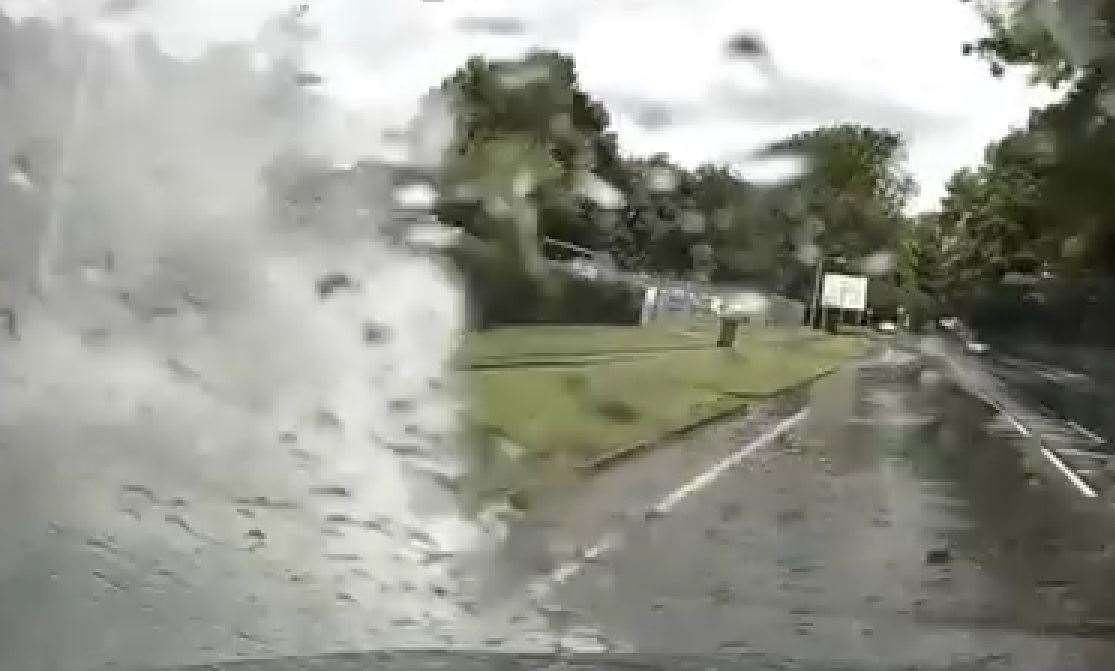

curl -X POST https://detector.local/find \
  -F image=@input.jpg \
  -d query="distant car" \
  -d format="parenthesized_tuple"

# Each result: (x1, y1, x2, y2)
(875, 320, 897, 334)
(965, 340, 990, 355)
(939, 317, 959, 330)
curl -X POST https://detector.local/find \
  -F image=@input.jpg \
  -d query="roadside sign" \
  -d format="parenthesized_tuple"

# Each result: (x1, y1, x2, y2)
(821, 273, 867, 310)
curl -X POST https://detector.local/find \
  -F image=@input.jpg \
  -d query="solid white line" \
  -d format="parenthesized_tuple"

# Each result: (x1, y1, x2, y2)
(1041, 446, 1099, 498)
(534, 409, 810, 593)
(999, 408, 1032, 437)
(981, 392, 1099, 499)
(1067, 420, 1106, 445)
(648, 408, 810, 516)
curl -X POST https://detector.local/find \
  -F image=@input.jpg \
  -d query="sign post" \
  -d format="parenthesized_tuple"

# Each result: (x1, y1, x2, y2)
(821, 273, 867, 332)
(809, 257, 823, 329)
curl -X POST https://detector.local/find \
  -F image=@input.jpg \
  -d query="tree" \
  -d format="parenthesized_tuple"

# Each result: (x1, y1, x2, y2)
(604, 158, 793, 284)
(899, 214, 947, 296)
(766, 124, 916, 261)
(437, 51, 615, 174)
(961, 0, 1076, 86)
(958, 0, 1115, 276)
(602, 155, 704, 276)
(425, 52, 663, 326)
(442, 135, 562, 273)
(424, 54, 918, 321)
(430, 50, 624, 253)
(428, 51, 800, 284)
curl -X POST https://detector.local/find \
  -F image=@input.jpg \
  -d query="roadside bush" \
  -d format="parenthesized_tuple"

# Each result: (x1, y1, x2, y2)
(454, 251, 642, 327)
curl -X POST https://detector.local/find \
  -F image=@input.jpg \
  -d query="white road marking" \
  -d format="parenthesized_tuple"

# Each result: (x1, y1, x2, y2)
(1008, 355, 1091, 383)
(982, 394, 1100, 498)
(1055, 446, 1111, 461)
(1034, 369, 1061, 383)
(974, 391, 999, 411)
(647, 408, 810, 516)
(534, 408, 810, 593)
(997, 407, 1032, 437)
(541, 384, 1102, 600)
(1067, 420, 1106, 445)
(1041, 446, 1099, 498)
(949, 345, 1099, 499)
(548, 533, 622, 585)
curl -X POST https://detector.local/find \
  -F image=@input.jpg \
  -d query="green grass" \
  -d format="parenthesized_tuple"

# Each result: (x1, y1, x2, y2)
(458, 322, 715, 367)
(462, 325, 866, 462)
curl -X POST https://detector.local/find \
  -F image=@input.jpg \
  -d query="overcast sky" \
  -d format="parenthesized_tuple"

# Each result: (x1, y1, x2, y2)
(5, 0, 1061, 211)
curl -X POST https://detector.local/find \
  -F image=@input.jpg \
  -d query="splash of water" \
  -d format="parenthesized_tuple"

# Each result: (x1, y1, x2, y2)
(0, 8, 543, 668)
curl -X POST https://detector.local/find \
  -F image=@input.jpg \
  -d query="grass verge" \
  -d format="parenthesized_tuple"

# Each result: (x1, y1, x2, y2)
(458, 323, 714, 368)
(462, 326, 866, 463)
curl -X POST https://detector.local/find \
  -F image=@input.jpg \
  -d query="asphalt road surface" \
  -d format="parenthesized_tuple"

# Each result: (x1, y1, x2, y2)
(506, 344, 1115, 669)
(10, 340, 1115, 670)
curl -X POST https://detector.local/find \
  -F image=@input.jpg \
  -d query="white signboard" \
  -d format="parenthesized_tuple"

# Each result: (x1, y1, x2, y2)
(821, 273, 867, 310)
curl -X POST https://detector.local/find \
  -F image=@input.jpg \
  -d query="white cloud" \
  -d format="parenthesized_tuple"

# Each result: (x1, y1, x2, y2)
(735, 155, 809, 186)
(2, 0, 1061, 211)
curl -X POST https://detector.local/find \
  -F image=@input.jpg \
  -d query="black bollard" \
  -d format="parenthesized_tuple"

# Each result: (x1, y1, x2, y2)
(717, 317, 740, 348)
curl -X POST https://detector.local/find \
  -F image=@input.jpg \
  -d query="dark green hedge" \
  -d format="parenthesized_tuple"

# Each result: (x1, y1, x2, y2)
(456, 255, 641, 328)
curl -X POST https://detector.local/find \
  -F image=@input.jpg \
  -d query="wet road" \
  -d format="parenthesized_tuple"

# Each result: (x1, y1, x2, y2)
(988, 350, 1114, 450)
(13, 340, 1115, 670)
(506, 344, 1115, 668)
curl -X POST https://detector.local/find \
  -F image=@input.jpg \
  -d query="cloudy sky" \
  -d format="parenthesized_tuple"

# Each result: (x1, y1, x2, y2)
(4, 0, 1061, 210)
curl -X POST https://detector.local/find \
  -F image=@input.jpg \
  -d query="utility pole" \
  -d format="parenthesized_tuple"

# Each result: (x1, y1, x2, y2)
(809, 255, 824, 329)
(805, 211, 826, 330)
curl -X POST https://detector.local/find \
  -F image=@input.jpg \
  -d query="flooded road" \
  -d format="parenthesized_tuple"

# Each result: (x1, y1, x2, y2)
(534, 345, 1115, 668)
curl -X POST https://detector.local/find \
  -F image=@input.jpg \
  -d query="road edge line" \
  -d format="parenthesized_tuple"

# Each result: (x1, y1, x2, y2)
(973, 388, 1098, 498)
(579, 365, 840, 473)
(534, 406, 811, 594)
(1040, 446, 1099, 498)
(647, 407, 810, 516)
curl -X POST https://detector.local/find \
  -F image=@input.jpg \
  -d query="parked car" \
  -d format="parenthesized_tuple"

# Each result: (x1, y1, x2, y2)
(875, 320, 897, 334)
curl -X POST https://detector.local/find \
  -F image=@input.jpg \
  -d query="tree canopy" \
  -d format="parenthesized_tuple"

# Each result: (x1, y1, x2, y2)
(892, 0, 1115, 319)
(420, 50, 917, 322)
(768, 124, 915, 260)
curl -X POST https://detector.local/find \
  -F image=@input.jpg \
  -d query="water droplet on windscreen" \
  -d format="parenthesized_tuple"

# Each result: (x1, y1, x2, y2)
(0, 6, 559, 667)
